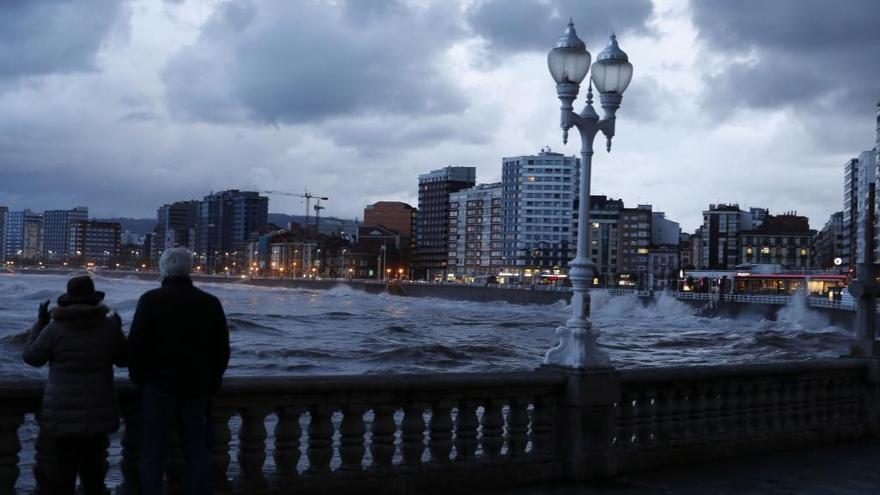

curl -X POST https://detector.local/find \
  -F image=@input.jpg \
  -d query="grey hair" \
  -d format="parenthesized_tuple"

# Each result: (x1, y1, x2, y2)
(159, 247, 193, 278)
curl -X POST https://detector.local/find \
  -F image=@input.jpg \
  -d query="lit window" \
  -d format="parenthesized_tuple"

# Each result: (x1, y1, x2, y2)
(761, 247, 770, 255)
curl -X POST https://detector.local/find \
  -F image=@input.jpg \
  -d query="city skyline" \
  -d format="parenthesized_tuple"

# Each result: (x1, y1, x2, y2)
(1, 0, 879, 232)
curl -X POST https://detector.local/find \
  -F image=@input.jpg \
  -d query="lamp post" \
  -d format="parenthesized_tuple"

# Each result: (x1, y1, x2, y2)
(543, 21, 633, 369)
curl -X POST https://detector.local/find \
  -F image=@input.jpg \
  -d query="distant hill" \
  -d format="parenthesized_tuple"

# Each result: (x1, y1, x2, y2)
(94, 217, 156, 234)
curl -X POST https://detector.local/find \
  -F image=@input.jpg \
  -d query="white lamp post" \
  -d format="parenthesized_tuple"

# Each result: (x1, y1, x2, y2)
(544, 21, 633, 369)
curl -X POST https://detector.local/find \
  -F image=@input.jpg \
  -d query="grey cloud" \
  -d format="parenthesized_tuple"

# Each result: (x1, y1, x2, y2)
(466, 0, 654, 54)
(692, 0, 880, 118)
(0, 0, 128, 79)
(162, 0, 468, 127)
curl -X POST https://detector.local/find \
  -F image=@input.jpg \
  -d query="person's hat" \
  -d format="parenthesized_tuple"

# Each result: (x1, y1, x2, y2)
(57, 275, 105, 306)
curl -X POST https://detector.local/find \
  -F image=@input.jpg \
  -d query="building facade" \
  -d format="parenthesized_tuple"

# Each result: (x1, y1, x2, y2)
(3, 210, 42, 261)
(415, 166, 476, 280)
(588, 196, 623, 287)
(42, 207, 88, 261)
(501, 149, 578, 279)
(447, 183, 502, 278)
(363, 201, 416, 249)
(815, 211, 844, 270)
(154, 200, 200, 261)
(842, 158, 859, 268)
(197, 190, 268, 272)
(0, 206, 6, 259)
(856, 150, 876, 264)
(618, 206, 652, 286)
(69, 221, 121, 265)
(701, 204, 755, 269)
(737, 214, 815, 268)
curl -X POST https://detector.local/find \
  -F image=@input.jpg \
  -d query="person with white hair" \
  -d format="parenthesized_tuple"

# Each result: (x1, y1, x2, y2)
(128, 247, 230, 494)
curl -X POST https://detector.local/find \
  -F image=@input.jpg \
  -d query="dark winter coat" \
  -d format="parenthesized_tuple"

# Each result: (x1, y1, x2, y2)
(22, 304, 127, 436)
(128, 276, 230, 398)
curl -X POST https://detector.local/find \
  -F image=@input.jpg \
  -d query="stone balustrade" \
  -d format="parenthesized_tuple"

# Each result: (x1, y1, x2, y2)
(1, 360, 878, 494)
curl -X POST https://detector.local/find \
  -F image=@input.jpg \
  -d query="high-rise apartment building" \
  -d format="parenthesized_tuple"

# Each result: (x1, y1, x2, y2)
(842, 158, 859, 268)
(3, 210, 42, 260)
(415, 166, 476, 280)
(153, 200, 200, 262)
(856, 150, 876, 264)
(447, 183, 502, 277)
(701, 204, 755, 269)
(501, 149, 578, 277)
(815, 211, 844, 270)
(69, 221, 121, 265)
(42, 207, 88, 260)
(619, 205, 653, 285)
(0, 206, 7, 259)
(588, 195, 623, 286)
(197, 190, 268, 272)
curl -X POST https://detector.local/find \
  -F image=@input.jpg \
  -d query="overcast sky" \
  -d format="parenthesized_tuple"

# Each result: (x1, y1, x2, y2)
(1, 0, 878, 232)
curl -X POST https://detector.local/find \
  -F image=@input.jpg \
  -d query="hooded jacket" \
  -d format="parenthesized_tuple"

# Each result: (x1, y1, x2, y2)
(22, 304, 127, 435)
(128, 276, 230, 398)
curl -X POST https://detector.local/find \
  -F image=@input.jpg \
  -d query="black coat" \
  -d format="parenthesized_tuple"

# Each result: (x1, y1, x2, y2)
(22, 304, 127, 435)
(128, 276, 230, 398)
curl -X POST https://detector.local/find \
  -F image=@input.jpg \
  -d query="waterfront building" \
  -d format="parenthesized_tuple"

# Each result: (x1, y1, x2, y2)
(415, 166, 476, 280)
(679, 232, 693, 269)
(689, 227, 704, 269)
(701, 204, 755, 270)
(618, 205, 652, 287)
(447, 183, 503, 278)
(651, 212, 680, 246)
(749, 207, 768, 228)
(856, 149, 876, 264)
(815, 211, 844, 270)
(153, 200, 200, 262)
(42, 207, 88, 261)
(3, 210, 42, 261)
(648, 245, 679, 289)
(588, 195, 623, 287)
(364, 202, 416, 248)
(197, 190, 268, 272)
(501, 149, 578, 279)
(737, 214, 815, 268)
(842, 158, 859, 268)
(0, 206, 6, 259)
(68, 221, 121, 265)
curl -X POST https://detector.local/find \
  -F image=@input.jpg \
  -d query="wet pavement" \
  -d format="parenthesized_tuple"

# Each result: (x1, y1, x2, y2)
(505, 440, 880, 494)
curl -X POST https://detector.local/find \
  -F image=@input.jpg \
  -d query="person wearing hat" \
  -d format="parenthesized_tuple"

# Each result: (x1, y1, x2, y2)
(22, 275, 127, 495)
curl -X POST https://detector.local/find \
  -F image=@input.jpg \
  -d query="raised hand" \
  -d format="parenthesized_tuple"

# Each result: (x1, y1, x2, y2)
(37, 300, 51, 327)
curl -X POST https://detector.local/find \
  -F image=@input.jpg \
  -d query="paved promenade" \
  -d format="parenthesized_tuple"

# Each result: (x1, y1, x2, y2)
(507, 440, 880, 494)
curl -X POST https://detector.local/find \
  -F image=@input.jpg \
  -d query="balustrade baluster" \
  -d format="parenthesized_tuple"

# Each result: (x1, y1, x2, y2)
(720, 382, 737, 434)
(454, 401, 478, 461)
(0, 410, 25, 494)
(120, 404, 141, 494)
(429, 402, 453, 465)
(678, 386, 693, 439)
(805, 379, 819, 427)
(307, 406, 334, 474)
(506, 398, 529, 457)
(634, 389, 657, 444)
(706, 384, 722, 435)
(781, 381, 795, 431)
(480, 400, 504, 458)
(816, 378, 830, 425)
(369, 406, 396, 472)
(754, 382, 769, 433)
(743, 382, 757, 433)
(401, 404, 426, 467)
(530, 397, 554, 456)
(767, 381, 782, 432)
(210, 406, 234, 495)
(616, 389, 637, 445)
(238, 407, 269, 490)
(654, 389, 675, 443)
(690, 384, 708, 437)
(339, 406, 366, 473)
(273, 406, 302, 488)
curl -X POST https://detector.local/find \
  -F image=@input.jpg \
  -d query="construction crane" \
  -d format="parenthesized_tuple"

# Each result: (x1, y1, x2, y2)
(262, 190, 329, 228)
(313, 198, 326, 232)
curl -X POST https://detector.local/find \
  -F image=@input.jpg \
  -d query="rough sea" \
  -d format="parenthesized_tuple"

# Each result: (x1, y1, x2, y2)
(0, 272, 854, 378)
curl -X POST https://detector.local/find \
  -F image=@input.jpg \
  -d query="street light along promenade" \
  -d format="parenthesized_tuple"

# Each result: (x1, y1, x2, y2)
(543, 20, 633, 369)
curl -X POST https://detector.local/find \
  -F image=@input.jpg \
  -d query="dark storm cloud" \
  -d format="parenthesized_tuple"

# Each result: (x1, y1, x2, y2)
(162, 0, 468, 126)
(691, 0, 880, 116)
(466, 0, 654, 54)
(0, 0, 127, 79)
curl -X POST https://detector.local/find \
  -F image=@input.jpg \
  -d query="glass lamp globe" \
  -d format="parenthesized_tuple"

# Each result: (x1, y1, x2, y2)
(590, 34, 633, 94)
(547, 21, 591, 85)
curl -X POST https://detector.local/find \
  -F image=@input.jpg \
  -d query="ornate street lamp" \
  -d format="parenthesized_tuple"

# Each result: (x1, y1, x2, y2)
(544, 21, 632, 369)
